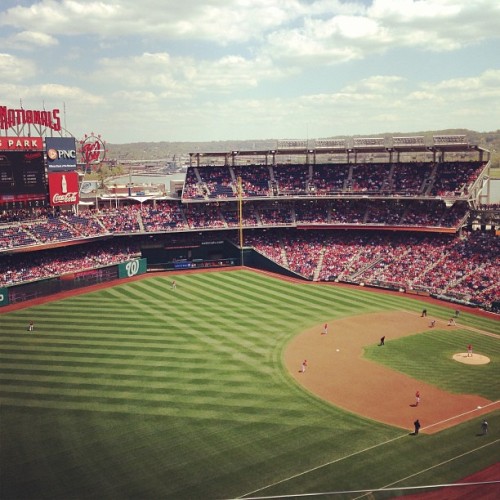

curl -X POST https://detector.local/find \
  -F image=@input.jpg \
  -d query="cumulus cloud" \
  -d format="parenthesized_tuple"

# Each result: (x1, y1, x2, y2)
(91, 51, 290, 97)
(4, 30, 58, 50)
(1, 1, 499, 141)
(0, 0, 494, 48)
(0, 52, 37, 81)
(0, 0, 293, 42)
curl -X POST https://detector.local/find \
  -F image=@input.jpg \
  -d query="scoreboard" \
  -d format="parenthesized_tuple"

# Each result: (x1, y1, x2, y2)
(0, 137, 48, 208)
(0, 150, 47, 208)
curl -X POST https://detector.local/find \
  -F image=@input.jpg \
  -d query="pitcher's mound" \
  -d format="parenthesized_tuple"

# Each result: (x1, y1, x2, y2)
(452, 353, 490, 365)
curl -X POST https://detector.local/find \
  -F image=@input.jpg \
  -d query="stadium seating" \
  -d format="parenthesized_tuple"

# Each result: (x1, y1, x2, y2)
(1, 158, 498, 311)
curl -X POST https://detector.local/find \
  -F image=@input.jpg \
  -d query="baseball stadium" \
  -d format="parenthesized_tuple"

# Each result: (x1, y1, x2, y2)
(1, 109, 499, 499)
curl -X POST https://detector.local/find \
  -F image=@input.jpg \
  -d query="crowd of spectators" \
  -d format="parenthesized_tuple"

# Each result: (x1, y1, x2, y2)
(311, 164, 350, 193)
(391, 162, 433, 194)
(0, 198, 480, 252)
(181, 160, 485, 200)
(96, 206, 142, 233)
(1, 241, 140, 287)
(272, 164, 309, 195)
(141, 201, 187, 232)
(233, 166, 271, 197)
(0, 225, 37, 249)
(350, 163, 391, 193)
(430, 161, 483, 197)
(1, 221, 498, 310)
(249, 229, 499, 310)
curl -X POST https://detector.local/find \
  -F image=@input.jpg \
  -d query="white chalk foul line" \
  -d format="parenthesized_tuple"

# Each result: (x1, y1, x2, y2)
(352, 438, 500, 500)
(421, 400, 500, 432)
(236, 402, 499, 499)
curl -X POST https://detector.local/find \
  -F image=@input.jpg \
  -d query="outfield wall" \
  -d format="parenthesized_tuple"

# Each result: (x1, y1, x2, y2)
(0, 258, 147, 307)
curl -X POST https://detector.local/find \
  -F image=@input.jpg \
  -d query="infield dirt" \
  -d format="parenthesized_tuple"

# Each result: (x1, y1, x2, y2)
(285, 311, 498, 434)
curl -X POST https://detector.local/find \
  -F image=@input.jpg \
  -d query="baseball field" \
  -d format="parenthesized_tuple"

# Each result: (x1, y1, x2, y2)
(0, 268, 499, 499)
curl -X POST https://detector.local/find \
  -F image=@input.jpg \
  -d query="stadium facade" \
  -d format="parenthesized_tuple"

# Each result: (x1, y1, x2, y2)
(1, 113, 499, 312)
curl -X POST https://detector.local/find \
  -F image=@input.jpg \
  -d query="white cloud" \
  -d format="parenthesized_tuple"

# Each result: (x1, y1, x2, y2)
(369, 0, 461, 22)
(0, 80, 102, 108)
(4, 30, 58, 50)
(0, 0, 295, 42)
(0, 0, 122, 36)
(413, 69, 500, 112)
(1, 1, 499, 142)
(426, 69, 500, 93)
(342, 75, 404, 93)
(90, 51, 290, 97)
(0, 52, 37, 82)
(266, 0, 500, 65)
(368, 0, 500, 51)
(36, 83, 104, 103)
(1, 1, 498, 63)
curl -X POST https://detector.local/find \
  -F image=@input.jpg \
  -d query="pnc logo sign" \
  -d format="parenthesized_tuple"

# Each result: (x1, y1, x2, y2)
(47, 148, 76, 161)
(45, 137, 77, 171)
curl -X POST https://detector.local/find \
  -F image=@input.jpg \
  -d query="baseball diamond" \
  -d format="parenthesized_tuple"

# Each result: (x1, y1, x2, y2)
(1, 269, 499, 499)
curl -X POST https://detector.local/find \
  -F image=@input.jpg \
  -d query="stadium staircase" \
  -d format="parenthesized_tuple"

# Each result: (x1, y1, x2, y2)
(347, 256, 385, 282)
(408, 253, 448, 289)
(136, 213, 145, 232)
(20, 225, 40, 246)
(380, 162, 396, 192)
(279, 240, 289, 269)
(442, 262, 488, 297)
(313, 247, 326, 281)
(422, 162, 439, 195)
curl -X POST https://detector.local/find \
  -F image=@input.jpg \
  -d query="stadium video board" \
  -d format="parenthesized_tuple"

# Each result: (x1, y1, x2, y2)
(46, 137, 77, 171)
(0, 149, 47, 208)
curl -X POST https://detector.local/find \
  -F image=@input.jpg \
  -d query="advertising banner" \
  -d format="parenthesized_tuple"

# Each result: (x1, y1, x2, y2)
(118, 258, 147, 279)
(0, 106, 61, 132)
(46, 137, 77, 171)
(48, 171, 79, 206)
(0, 136, 43, 151)
(0, 287, 9, 307)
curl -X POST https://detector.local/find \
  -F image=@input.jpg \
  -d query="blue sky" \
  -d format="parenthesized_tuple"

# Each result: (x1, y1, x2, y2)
(1, 0, 499, 144)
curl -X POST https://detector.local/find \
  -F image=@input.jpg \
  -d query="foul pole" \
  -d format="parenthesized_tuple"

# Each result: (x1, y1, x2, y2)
(238, 176, 244, 266)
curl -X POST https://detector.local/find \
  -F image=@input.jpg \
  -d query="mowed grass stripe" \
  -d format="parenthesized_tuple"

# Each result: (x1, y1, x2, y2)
(0, 342, 265, 367)
(123, 277, 287, 357)
(0, 370, 318, 423)
(0, 383, 296, 409)
(0, 396, 336, 427)
(232, 271, 400, 313)
(181, 272, 323, 311)
(193, 272, 353, 318)
(0, 363, 268, 385)
(0, 372, 287, 397)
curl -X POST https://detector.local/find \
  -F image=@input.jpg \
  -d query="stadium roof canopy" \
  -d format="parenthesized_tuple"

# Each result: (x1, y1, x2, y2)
(189, 135, 488, 165)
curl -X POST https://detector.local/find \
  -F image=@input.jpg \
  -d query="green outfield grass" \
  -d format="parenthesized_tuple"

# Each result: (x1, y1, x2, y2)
(1, 269, 499, 499)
